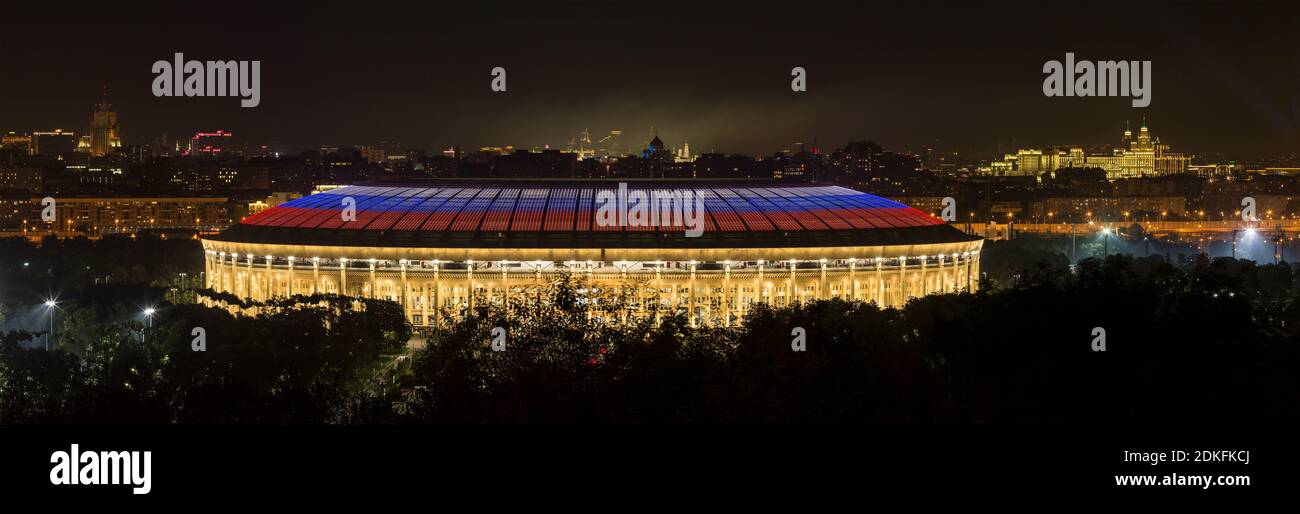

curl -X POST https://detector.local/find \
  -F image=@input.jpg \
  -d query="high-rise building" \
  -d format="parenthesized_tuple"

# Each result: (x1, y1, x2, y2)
(984, 120, 1191, 179)
(89, 87, 122, 157)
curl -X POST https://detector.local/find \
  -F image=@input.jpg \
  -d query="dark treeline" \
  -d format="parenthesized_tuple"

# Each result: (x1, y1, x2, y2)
(0, 294, 409, 423)
(2, 244, 1299, 424)
(0, 235, 203, 308)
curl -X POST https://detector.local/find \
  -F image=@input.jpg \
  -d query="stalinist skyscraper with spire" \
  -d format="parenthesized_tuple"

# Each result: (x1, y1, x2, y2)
(983, 118, 1191, 179)
(89, 86, 121, 157)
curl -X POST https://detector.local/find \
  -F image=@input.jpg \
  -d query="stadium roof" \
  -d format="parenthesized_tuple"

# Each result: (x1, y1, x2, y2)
(210, 182, 978, 249)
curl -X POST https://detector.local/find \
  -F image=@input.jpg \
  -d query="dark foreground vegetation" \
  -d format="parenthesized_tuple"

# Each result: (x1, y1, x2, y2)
(1, 237, 1299, 424)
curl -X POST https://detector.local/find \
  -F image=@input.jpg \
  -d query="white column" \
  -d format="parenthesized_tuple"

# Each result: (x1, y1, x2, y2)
(875, 257, 883, 306)
(340, 258, 348, 296)
(849, 258, 857, 301)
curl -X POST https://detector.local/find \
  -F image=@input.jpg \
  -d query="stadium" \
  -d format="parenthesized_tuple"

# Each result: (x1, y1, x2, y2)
(199, 180, 983, 326)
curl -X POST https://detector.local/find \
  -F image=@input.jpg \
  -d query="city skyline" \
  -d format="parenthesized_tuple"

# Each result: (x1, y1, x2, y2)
(0, 1, 1296, 160)
(2, 89, 1291, 168)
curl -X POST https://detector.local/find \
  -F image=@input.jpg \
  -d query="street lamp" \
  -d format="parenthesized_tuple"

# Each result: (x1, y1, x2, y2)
(43, 299, 57, 351)
(138, 307, 156, 342)
(1070, 224, 1078, 263)
(1232, 228, 1254, 259)
(1102, 227, 1111, 258)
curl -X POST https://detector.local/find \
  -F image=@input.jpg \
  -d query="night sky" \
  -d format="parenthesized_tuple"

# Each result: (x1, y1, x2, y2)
(1, 0, 1296, 159)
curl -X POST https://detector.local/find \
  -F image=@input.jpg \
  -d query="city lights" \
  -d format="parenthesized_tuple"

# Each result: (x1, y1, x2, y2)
(0, 1, 1296, 490)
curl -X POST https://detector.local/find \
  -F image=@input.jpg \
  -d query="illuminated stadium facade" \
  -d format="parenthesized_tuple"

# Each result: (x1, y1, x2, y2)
(200, 181, 983, 326)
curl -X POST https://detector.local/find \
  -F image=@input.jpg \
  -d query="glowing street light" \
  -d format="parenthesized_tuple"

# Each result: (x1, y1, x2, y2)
(140, 307, 157, 342)
(43, 298, 58, 350)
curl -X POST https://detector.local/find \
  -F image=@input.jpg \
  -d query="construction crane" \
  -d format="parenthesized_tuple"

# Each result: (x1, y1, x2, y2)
(597, 129, 621, 157)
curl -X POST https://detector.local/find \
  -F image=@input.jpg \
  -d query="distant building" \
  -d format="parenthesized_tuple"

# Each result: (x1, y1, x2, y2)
(493, 149, 576, 178)
(7, 196, 229, 236)
(32, 130, 78, 158)
(165, 163, 270, 193)
(359, 146, 386, 164)
(1027, 196, 1187, 222)
(248, 191, 303, 216)
(185, 130, 235, 157)
(0, 167, 43, 193)
(89, 87, 122, 157)
(2, 132, 33, 155)
(217, 165, 270, 191)
(642, 134, 672, 161)
(985, 121, 1191, 179)
(831, 141, 883, 176)
(694, 153, 767, 179)
(675, 141, 692, 163)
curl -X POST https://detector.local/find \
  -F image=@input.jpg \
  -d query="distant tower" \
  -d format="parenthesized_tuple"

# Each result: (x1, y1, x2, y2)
(676, 140, 691, 162)
(90, 86, 121, 157)
(1122, 120, 1132, 143)
(1134, 117, 1153, 151)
